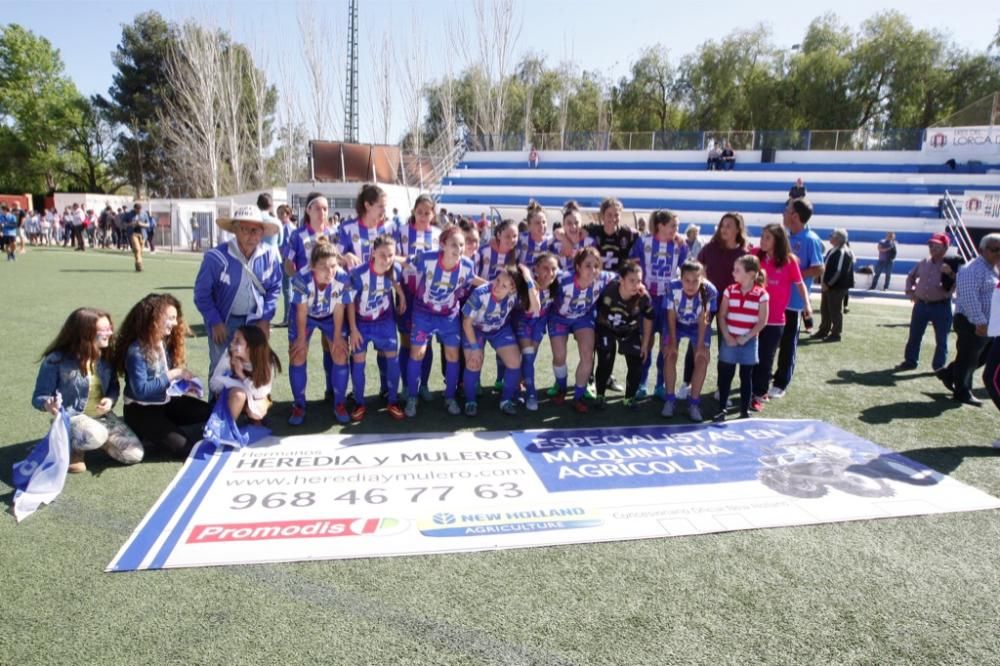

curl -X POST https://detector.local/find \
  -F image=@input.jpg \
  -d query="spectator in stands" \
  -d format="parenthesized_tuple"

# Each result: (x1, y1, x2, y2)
(771, 198, 823, 398)
(936, 233, 1000, 405)
(720, 143, 736, 171)
(685, 224, 703, 258)
(788, 178, 807, 200)
(528, 145, 539, 168)
(636, 217, 647, 236)
(707, 143, 721, 170)
(869, 231, 897, 290)
(897, 233, 956, 372)
(813, 229, 854, 342)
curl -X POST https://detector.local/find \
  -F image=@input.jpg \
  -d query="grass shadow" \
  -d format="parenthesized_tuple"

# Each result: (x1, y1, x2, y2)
(59, 269, 134, 273)
(828, 367, 926, 388)
(156, 286, 194, 291)
(891, 445, 1000, 477)
(858, 392, 962, 424)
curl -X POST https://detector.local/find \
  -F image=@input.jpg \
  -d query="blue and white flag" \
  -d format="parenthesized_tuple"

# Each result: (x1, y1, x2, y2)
(201, 388, 249, 450)
(167, 377, 204, 399)
(12, 410, 71, 522)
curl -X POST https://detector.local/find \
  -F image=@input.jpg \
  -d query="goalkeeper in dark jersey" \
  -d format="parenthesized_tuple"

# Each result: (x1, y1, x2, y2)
(593, 260, 654, 408)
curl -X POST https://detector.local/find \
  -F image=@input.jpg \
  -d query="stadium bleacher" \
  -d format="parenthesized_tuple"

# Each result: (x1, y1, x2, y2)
(439, 149, 1000, 291)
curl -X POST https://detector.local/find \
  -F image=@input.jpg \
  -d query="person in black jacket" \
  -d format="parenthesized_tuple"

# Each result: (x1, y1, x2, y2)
(813, 228, 854, 342)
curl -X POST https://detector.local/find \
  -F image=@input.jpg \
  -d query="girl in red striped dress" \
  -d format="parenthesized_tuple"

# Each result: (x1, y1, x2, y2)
(714, 255, 769, 422)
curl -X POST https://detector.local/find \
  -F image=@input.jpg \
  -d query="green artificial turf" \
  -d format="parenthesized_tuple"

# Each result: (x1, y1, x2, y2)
(1, 247, 998, 665)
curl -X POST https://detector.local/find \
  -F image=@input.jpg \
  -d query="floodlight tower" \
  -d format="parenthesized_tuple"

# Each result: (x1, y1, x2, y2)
(344, 0, 360, 143)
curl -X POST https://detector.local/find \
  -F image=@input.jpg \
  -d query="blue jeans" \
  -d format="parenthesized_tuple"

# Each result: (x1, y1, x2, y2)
(208, 315, 248, 380)
(903, 301, 952, 370)
(870, 260, 893, 290)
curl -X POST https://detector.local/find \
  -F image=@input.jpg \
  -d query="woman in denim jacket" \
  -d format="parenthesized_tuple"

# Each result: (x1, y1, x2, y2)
(32, 308, 143, 473)
(113, 293, 211, 457)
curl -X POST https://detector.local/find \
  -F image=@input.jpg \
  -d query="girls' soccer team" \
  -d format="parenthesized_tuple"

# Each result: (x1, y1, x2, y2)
(33, 185, 784, 466)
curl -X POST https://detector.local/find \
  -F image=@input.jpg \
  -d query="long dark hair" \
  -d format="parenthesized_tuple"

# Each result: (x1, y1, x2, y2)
(760, 222, 790, 267)
(237, 325, 281, 388)
(500, 264, 532, 311)
(709, 212, 749, 250)
(112, 293, 188, 373)
(41, 307, 113, 373)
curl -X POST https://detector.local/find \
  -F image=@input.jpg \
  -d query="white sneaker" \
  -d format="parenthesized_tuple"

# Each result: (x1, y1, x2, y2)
(525, 395, 539, 411)
(676, 383, 691, 400)
(768, 386, 786, 399)
(660, 400, 675, 418)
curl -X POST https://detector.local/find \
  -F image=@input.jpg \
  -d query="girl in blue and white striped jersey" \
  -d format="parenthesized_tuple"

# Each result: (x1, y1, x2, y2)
(284, 193, 339, 396)
(287, 239, 354, 426)
(404, 227, 484, 417)
(516, 201, 552, 267)
(515, 252, 560, 411)
(338, 184, 395, 269)
(662, 260, 718, 422)
(629, 209, 689, 398)
(551, 205, 595, 270)
(548, 246, 618, 413)
(461, 264, 540, 415)
(395, 195, 442, 402)
(475, 218, 519, 280)
(347, 235, 406, 421)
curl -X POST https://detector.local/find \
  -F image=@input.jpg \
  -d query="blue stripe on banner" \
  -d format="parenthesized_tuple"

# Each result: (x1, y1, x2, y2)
(109, 441, 218, 572)
(148, 445, 235, 569)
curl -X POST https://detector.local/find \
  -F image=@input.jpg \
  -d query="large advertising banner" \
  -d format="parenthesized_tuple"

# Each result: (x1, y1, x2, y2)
(107, 420, 1000, 572)
(922, 126, 1000, 156)
(960, 190, 1000, 224)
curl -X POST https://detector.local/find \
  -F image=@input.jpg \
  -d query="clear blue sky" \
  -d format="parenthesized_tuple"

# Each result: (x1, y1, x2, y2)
(2, 0, 997, 141)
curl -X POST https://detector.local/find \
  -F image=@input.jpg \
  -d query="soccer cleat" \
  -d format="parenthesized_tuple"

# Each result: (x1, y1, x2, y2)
(419, 385, 434, 402)
(608, 377, 625, 393)
(895, 361, 918, 371)
(500, 400, 518, 415)
(688, 404, 704, 423)
(750, 397, 765, 412)
(552, 390, 566, 406)
(739, 410, 751, 419)
(572, 399, 589, 414)
(635, 385, 649, 400)
(546, 385, 559, 397)
(593, 396, 607, 411)
(404, 397, 419, 418)
(661, 400, 675, 418)
(676, 383, 690, 400)
(584, 385, 596, 401)
(464, 401, 478, 417)
(387, 404, 405, 420)
(334, 404, 350, 424)
(767, 386, 786, 399)
(525, 395, 539, 412)
(623, 397, 638, 409)
(445, 398, 462, 416)
(351, 405, 367, 422)
(492, 379, 504, 392)
(288, 405, 306, 426)
(712, 411, 727, 423)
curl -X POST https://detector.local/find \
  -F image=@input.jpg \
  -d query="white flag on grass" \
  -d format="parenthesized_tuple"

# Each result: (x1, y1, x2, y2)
(12, 410, 71, 522)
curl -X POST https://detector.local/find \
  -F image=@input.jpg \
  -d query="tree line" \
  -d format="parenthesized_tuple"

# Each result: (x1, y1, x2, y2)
(420, 12, 1000, 148)
(0, 9, 997, 199)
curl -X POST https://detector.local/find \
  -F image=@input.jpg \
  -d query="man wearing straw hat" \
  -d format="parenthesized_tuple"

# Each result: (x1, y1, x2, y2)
(194, 205, 283, 377)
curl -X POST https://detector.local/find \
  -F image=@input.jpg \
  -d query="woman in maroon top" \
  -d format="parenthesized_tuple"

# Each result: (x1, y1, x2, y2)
(676, 213, 751, 397)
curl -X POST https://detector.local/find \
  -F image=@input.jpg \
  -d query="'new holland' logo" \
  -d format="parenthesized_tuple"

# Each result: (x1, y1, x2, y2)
(419, 507, 602, 538)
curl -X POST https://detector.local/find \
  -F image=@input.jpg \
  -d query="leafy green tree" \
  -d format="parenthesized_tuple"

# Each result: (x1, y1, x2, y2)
(0, 23, 84, 193)
(95, 11, 174, 196)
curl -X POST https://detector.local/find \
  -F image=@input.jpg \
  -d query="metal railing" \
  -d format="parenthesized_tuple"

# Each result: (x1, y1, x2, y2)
(942, 191, 979, 262)
(466, 128, 926, 152)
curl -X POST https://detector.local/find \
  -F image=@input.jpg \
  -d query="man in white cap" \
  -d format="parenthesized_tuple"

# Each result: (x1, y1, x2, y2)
(194, 205, 283, 377)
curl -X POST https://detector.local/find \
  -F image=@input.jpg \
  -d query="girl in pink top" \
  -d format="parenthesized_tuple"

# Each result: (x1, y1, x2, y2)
(714, 255, 769, 422)
(751, 223, 812, 408)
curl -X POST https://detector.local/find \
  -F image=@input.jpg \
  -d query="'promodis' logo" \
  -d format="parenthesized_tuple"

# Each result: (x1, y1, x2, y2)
(419, 507, 602, 538)
(930, 133, 947, 148)
(187, 517, 406, 543)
